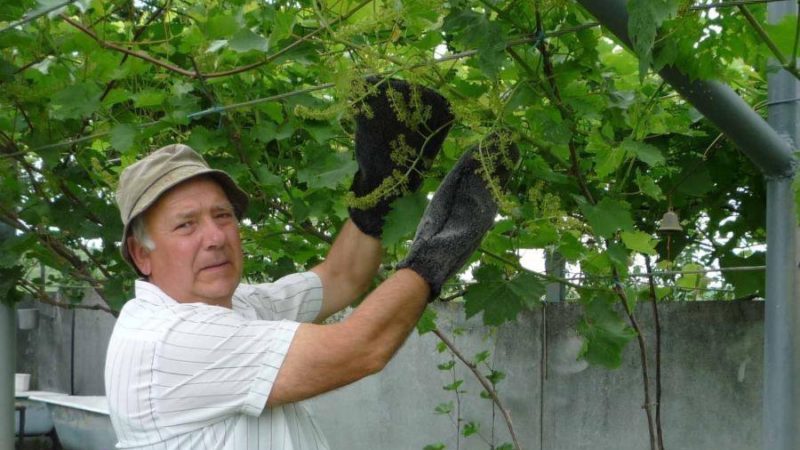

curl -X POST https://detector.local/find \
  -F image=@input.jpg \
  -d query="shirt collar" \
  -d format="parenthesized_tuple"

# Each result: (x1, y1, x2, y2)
(134, 279, 177, 305)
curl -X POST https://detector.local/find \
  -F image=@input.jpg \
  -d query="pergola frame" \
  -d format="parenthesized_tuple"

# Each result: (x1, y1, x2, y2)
(577, 0, 799, 448)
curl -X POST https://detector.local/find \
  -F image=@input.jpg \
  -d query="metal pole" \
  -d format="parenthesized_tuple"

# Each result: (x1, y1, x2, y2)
(0, 223, 17, 450)
(764, 178, 799, 450)
(765, 3, 800, 449)
(575, 0, 796, 177)
(545, 251, 565, 302)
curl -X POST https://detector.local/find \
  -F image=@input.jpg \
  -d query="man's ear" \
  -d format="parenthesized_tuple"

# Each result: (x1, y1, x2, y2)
(127, 236, 152, 276)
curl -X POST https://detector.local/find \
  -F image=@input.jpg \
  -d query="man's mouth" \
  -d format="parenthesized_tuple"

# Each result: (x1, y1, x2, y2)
(201, 261, 230, 272)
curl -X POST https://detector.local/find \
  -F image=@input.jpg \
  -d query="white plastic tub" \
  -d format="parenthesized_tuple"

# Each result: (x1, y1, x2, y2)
(15, 390, 58, 436)
(29, 394, 116, 450)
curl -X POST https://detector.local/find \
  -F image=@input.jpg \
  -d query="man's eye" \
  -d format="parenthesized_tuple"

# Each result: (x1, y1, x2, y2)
(175, 222, 192, 230)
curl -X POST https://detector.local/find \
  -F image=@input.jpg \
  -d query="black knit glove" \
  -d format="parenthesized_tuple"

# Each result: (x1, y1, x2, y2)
(397, 134, 520, 299)
(348, 77, 454, 238)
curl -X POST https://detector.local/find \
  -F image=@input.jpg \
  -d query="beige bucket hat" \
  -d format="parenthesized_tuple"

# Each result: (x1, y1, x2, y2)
(116, 144, 249, 274)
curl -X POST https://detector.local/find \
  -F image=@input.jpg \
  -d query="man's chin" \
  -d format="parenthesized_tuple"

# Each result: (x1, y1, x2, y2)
(193, 285, 236, 306)
(197, 274, 240, 299)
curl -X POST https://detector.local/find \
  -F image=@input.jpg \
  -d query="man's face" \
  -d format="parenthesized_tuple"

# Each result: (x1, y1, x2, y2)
(130, 177, 243, 308)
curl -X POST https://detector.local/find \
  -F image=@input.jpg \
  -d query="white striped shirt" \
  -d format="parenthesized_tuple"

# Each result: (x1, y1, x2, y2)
(105, 272, 330, 450)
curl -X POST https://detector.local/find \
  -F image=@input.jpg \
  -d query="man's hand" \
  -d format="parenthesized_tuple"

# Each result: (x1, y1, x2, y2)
(397, 133, 520, 299)
(348, 77, 454, 238)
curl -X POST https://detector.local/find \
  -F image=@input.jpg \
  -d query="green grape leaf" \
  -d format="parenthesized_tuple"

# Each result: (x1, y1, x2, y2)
(578, 293, 637, 368)
(383, 191, 427, 247)
(437, 360, 455, 371)
(464, 265, 544, 326)
(621, 230, 658, 255)
(132, 90, 166, 108)
(442, 9, 507, 78)
(434, 402, 453, 415)
(473, 350, 490, 364)
(676, 263, 707, 290)
(627, 0, 680, 79)
(270, 9, 296, 43)
(424, 444, 447, 450)
(720, 252, 765, 298)
(621, 138, 664, 166)
(580, 197, 635, 238)
(297, 152, 357, 189)
(229, 28, 270, 53)
(486, 369, 505, 385)
(416, 306, 438, 335)
(50, 82, 101, 120)
(110, 124, 137, 152)
(462, 422, 479, 437)
(254, 167, 283, 188)
(206, 14, 240, 39)
(636, 172, 664, 200)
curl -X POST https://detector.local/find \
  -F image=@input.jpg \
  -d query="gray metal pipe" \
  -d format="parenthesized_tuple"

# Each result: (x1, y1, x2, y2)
(764, 3, 800, 449)
(576, 0, 796, 177)
(545, 251, 565, 302)
(0, 223, 15, 449)
(768, 2, 800, 146)
(0, 263, 15, 448)
(764, 178, 799, 450)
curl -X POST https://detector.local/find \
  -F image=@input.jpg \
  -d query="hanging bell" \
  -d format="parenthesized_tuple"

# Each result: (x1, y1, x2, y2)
(658, 210, 683, 233)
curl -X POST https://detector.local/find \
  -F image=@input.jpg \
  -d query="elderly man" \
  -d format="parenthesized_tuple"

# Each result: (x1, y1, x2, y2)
(105, 79, 518, 449)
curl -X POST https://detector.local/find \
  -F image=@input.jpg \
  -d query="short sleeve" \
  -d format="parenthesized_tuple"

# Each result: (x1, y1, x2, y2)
(150, 304, 299, 437)
(236, 272, 323, 323)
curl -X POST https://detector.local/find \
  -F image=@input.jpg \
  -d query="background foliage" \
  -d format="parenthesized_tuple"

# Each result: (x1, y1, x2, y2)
(0, 1, 793, 445)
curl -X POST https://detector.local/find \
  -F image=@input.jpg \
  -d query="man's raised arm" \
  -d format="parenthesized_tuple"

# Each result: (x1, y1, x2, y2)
(268, 135, 519, 406)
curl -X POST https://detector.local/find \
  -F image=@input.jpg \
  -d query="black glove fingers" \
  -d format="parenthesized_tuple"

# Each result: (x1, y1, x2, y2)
(349, 78, 454, 238)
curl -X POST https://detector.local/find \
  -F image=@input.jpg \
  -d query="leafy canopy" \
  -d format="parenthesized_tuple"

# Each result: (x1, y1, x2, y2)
(0, 0, 785, 367)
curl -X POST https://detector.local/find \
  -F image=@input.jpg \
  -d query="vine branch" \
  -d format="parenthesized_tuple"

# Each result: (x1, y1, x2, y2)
(644, 256, 665, 450)
(58, 0, 373, 80)
(18, 278, 117, 316)
(612, 269, 658, 450)
(433, 328, 522, 450)
(533, 5, 595, 204)
(689, 0, 789, 9)
(0, 206, 114, 313)
(59, 14, 196, 77)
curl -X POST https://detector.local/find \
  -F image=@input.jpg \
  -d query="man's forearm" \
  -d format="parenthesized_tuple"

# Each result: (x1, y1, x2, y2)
(267, 268, 429, 406)
(341, 268, 429, 365)
(311, 220, 382, 321)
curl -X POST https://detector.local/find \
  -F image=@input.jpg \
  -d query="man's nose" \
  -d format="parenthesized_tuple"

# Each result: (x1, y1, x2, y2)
(203, 220, 226, 248)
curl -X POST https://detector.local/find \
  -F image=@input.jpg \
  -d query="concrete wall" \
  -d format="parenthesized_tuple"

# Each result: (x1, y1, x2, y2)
(16, 298, 763, 450)
(15, 290, 115, 395)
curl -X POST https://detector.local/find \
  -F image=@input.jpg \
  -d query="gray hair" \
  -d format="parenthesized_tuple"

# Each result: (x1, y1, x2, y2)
(130, 215, 155, 251)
